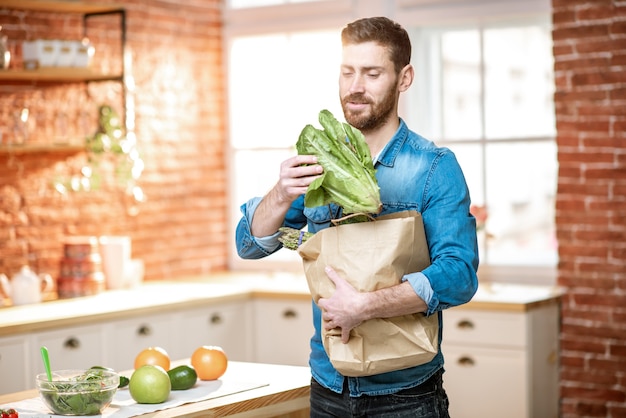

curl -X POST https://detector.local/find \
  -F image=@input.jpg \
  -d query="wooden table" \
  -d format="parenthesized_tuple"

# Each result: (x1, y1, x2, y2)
(0, 362, 311, 418)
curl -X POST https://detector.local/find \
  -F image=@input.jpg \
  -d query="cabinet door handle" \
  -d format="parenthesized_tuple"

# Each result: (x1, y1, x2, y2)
(137, 325, 152, 336)
(283, 309, 297, 319)
(457, 356, 475, 367)
(210, 313, 223, 325)
(456, 319, 474, 330)
(64, 337, 80, 349)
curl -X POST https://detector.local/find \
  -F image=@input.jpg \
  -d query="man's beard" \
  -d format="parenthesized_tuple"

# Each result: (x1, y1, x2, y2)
(341, 87, 397, 133)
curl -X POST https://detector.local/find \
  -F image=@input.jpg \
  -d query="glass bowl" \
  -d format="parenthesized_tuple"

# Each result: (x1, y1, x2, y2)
(36, 369, 119, 416)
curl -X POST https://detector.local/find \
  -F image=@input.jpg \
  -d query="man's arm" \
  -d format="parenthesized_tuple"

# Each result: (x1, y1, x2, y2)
(317, 266, 427, 343)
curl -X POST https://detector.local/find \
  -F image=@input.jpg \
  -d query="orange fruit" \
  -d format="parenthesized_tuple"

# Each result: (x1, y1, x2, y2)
(134, 346, 171, 371)
(191, 346, 228, 380)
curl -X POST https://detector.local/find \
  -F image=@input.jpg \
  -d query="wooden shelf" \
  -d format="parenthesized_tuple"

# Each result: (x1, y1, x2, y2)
(0, 1, 126, 159)
(0, 142, 84, 155)
(0, 0, 124, 14)
(0, 67, 122, 82)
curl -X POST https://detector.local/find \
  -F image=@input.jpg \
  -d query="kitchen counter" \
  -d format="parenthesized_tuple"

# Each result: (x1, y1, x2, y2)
(460, 281, 563, 311)
(0, 361, 311, 417)
(0, 271, 311, 337)
(0, 271, 563, 412)
(0, 271, 563, 337)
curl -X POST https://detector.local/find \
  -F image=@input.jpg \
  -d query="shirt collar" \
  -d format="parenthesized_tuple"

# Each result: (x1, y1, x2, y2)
(375, 118, 408, 168)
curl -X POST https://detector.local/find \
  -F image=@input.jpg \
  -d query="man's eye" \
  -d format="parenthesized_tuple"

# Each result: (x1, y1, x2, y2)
(368, 72, 380, 78)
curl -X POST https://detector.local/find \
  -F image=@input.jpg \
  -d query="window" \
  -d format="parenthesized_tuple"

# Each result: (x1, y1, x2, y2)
(226, 0, 556, 282)
(406, 20, 557, 269)
(227, 29, 342, 269)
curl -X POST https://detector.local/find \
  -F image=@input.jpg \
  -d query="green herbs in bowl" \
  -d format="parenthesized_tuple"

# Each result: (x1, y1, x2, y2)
(36, 368, 119, 416)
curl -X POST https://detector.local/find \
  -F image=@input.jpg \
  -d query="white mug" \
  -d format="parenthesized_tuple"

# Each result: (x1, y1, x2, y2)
(99, 236, 131, 290)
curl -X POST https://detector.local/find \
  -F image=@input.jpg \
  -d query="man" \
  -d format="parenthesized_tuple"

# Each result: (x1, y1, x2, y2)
(235, 16, 478, 417)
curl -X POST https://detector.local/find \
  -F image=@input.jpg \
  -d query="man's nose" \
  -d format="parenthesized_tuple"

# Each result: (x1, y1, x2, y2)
(348, 75, 366, 93)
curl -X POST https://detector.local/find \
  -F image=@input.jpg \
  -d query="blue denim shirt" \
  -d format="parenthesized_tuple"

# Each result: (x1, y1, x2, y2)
(235, 119, 479, 396)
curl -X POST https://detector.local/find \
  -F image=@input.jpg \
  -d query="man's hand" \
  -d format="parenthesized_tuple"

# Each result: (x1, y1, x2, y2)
(317, 266, 367, 344)
(251, 155, 322, 237)
(274, 155, 323, 203)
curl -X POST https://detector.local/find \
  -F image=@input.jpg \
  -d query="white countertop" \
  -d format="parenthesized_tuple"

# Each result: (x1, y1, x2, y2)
(0, 361, 312, 417)
(0, 271, 311, 336)
(473, 281, 563, 303)
(0, 271, 562, 336)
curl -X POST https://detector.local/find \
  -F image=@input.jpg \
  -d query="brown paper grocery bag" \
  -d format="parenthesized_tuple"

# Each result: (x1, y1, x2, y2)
(297, 210, 439, 377)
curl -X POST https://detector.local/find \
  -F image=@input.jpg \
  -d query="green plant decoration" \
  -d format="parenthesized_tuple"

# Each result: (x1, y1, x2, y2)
(54, 104, 144, 205)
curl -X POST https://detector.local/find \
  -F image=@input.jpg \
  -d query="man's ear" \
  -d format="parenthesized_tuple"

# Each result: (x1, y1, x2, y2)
(398, 64, 414, 92)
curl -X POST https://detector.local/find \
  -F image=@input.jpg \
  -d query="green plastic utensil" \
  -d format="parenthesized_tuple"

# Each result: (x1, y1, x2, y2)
(40, 346, 52, 381)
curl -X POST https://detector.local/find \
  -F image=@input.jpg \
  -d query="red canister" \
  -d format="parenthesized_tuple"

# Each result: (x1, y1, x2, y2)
(57, 236, 105, 298)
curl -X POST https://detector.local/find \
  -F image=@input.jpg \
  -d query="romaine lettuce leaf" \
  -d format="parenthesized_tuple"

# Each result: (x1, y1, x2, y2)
(296, 110, 382, 215)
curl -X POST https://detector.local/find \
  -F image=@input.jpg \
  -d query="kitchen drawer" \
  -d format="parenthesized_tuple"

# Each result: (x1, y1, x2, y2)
(253, 298, 313, 366)
(0, 335, 30, 394)
(30, 325, 104, 377)
(103, 313, 177, 371)
(175, 301, 252, 362)
(443, 308, 527, 348)
(443, 344, 527, 418)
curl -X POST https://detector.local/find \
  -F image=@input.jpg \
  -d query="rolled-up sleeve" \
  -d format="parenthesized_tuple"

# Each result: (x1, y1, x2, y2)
(402, 272, 435, 313)
(235, 197, 282, 259)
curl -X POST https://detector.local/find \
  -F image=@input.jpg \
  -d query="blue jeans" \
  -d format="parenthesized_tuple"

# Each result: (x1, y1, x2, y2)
(309, 369, 450, 418)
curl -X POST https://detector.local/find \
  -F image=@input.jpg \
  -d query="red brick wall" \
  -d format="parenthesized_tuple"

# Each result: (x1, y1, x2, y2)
(0, 0, 227, 283)
(552, 0, 626, 416)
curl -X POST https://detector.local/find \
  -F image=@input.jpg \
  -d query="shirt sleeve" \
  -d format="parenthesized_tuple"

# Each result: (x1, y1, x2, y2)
(240, 196, 282, 253)
(402, 272, 435, 314)
(255, 232, 281, 252)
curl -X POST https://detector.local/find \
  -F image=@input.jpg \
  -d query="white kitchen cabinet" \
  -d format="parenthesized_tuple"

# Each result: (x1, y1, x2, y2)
(442, 302, 559, 418)
(0, 278, 311, 394)
(0, 335, 30, 395)
(30, 324, 104, 386)
(103, 312, 177, 371)
(175, 301, 252, 362)
(253, 298, 313, 366)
